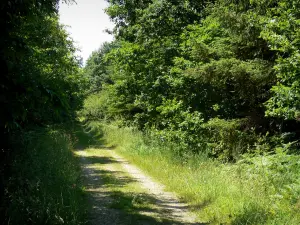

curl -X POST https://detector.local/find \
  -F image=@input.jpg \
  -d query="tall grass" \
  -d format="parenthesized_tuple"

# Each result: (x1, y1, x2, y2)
(92, 121, 300, 225)
(4, 125, 87, 225)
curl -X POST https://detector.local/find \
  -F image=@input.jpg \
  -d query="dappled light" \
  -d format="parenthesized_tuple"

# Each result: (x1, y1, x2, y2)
(74, 125, 205, 224)
(2, 0, 300, 224)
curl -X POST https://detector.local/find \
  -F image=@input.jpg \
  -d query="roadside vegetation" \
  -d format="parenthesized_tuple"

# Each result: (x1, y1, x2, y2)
(0, 1, 87, 224)
(80, 1, 300, 223)
(2, 0, 300, 224)
(5, 126, 87, 225)
(86, 121, 300, 224)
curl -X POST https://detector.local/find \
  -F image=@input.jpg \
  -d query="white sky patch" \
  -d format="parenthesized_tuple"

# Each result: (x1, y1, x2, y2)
(59, 0, 114, 64)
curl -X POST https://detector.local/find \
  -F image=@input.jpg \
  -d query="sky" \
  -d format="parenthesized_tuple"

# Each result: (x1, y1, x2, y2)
(59, 0, 114, 63)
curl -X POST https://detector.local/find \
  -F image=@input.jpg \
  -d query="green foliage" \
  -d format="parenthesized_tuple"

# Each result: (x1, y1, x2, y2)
(78, 1, 300, 223)
(148, 99, 205, 153)
(239, 147, 300, 205)
(0, 1, 86, 222)
(4, 127, 87, 225)
(258, 0, 300, 120)
(201, 118, 254, 160)
(94, 121, 300, 224)
(1, 0, 83, 131)
(83, 42, 118, 94)
(178, 11, 275, 119)
(82, 0, 300, 161)
(79, 92, 110, 121)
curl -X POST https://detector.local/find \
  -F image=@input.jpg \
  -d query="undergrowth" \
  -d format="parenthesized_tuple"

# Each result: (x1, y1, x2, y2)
(86, 121, 300, 225)
(3, 125, 87, 225)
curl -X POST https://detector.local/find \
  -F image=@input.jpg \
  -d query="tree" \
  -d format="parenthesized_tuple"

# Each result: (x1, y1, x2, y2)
(0, 1, 83, 219)
(85, 0, 300, 158)
(84, 42, 118, 95)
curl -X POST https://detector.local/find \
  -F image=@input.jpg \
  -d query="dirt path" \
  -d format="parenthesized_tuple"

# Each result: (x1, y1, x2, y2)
(76, 146, 203, 225)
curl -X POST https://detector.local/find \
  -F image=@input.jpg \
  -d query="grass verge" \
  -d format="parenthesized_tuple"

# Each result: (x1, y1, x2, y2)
(3, 125, 87, 225)
(87, 121, 300, 225)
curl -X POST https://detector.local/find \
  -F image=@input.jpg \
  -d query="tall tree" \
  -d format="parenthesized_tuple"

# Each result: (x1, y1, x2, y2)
(0, 1, 84, 219)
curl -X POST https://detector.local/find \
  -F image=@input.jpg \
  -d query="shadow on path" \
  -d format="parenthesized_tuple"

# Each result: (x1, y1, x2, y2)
(73, 124, 209, 225)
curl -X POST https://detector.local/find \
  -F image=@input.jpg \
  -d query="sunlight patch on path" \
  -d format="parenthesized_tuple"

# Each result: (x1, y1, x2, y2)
(76, 147, 203, 225)
(76, 149, 123, 225)
(109, 150, 199, 224)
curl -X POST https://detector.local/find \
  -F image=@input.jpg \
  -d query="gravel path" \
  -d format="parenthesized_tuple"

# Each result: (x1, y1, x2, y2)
(77, 150, 123, 225)
(76, 147, 204, 225)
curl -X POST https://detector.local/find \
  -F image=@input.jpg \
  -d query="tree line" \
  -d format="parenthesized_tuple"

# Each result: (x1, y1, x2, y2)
(1, 0, 299, 223)
(82, 0, 300, 160)
(0, 0, 85, 221)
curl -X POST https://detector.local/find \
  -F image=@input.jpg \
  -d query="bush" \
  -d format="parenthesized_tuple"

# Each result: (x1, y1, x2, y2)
(201, 118, 257, 161)
(150, 99, 205, 154)
(79, 92, 108, 121)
